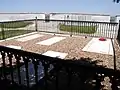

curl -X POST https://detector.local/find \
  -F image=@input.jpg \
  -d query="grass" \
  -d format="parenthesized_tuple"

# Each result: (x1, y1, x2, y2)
(59, 24, 97, 34)
(0, 21, 33, 28)
(0, 30, 33, 40)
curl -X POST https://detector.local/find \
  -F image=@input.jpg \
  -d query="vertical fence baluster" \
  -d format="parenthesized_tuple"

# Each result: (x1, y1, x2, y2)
(75, 20, 76, 35)
(107, 23, 109, 38)
(42, 61, 49, 90)
(113, 23, 115, 38)
(113, 23, 118, 38)
(70, 21, 72, 37)
(15, 54, 21, 84)
(89, 22, 91, 37)
(52, 62, 59, 90)
(113, 23, 116, 38)
(97, 22, 100, 37)
(106, 23, 108, 38)
(85, 22, 87, 36)
(1, 51, 6, 79)
(76, 20, 78, 35)
(86, 22, 88, 36)
(11, 21, 13, 37)
(67, 67, 72, 90)
(106, 23, 107, 38)
(96, 22, 98, 37)
(77, 17, 78, 35)
(82, 22, 84, 35)
(92, 22, 94, 37)
(102, 23, 105, 37)
(76, 21, 77, 35)
(112, 23, 115, 38)
(58, 20, 60, 34)
(90, 22, 92, 37)
(78, 21, 80, 35)
(109, 23, 111, 38)
(111, 23, 113, 38)
(7, 52, 14, 84)
(32, 59, 38, 85)
(108, 23, 110, 38)
(23, 56, 29, 88)
(117, 21, 120, 42)
(87, 22, 89, 36)
(102, 23, 104, 37)
(1, 23, 5, 39)
(116, 23, 119, 38)
(100, 22, 103, 37)
(110, 76, 118, 90)
(52, 20, 54, 33)
(105, 23, 107, 38)
(94, 74, 102, 90)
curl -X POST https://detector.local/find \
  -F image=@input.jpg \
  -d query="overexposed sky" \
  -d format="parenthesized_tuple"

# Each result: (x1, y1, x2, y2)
(0, 0, 120, 15)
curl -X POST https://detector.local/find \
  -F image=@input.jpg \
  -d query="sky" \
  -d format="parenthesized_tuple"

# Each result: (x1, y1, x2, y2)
(0, 0, 120, 15)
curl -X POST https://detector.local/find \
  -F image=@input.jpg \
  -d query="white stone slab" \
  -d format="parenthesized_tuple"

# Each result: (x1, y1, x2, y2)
(6, 45, 22, 50)
(36, 36, 66, 45)
(0, 32, 38, 42)
(16, 34, 43, 42)
(82, 38, 113, 55)
(42, 51, 68, 59)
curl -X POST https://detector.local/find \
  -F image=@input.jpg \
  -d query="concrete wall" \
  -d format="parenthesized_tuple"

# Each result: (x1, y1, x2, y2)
(0, 13, 111, 22)
(91, 16, 110, 22)
(50, 14, 66, 20)
(50, 14, 110, 22)
(0, 13, 45, 22)
(116, 16, 120, 23)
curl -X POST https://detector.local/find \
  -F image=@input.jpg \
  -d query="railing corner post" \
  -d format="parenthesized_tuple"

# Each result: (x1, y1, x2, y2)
(35, 17, 38, 31)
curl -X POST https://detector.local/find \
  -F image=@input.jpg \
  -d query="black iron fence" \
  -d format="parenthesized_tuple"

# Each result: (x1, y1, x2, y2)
(0, 18, 118, 40)
(0, 46, 120, 90)
(0, 20, 35, 40)
(36, 19, 118, 38)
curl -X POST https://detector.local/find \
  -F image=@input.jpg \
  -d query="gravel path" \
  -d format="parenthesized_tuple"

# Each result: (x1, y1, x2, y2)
(0, 32, 114, 69)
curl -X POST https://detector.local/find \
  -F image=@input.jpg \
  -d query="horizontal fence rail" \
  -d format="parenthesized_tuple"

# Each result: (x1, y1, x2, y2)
(0, 46, 120, 90)
(0, 18, 119, 40)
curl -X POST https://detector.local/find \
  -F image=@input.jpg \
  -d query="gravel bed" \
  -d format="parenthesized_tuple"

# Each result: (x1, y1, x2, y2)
(0, 32, 114, 69)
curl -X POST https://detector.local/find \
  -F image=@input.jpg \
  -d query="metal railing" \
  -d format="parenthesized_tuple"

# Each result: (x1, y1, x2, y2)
(0, 20, 35, 40)
(0, 46, 120, 90)
(36, 19, 118, 38)
(0, 18, 119, 40)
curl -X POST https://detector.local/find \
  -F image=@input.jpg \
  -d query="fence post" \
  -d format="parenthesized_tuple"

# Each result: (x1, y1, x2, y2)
(70, 21, 72, 37)
(35, 17, 38, 31)
(117, 20, 120, 44)
(45, 14, 50, 22)
(1, 23, 5, 39)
